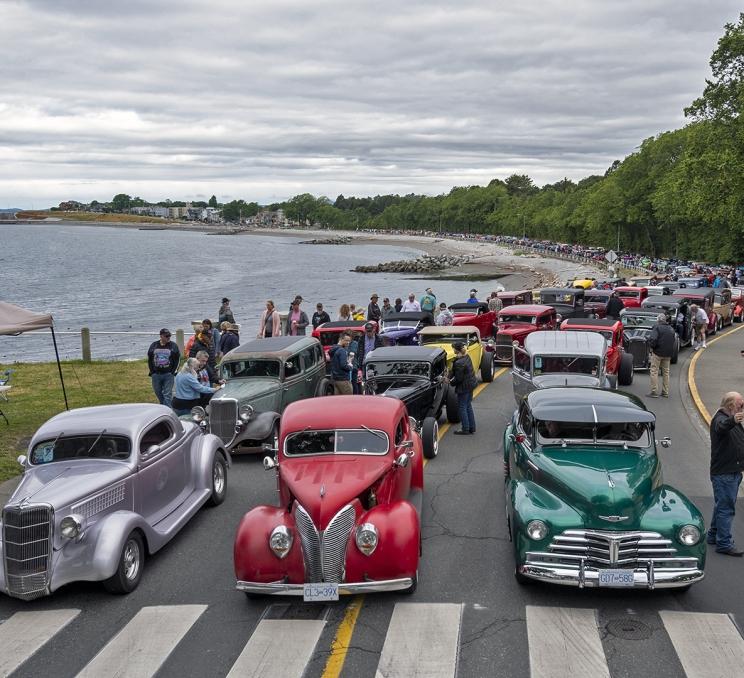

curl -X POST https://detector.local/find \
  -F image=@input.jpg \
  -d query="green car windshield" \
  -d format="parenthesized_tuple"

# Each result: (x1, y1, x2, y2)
(536, 420, 651, 448)
(223, 359, 280, 379)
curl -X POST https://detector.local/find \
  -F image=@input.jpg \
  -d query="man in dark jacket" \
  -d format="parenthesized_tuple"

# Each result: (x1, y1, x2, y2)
(367, 294, 381, 322)
(147, 329, 180, 407)
(357, 322, 383, 372)
(707, 391, 744, 555)
(647, 313, 676, 398)
(219, 323, 240, 357)
(312, 303, 330, 329)
(605, 292, 625, 320)
(449, 341, 478, 435)
(328, 333, 353, 395)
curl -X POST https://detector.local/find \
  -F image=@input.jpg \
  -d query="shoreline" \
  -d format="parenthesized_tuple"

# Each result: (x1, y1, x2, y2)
(18, 219, 605, 289)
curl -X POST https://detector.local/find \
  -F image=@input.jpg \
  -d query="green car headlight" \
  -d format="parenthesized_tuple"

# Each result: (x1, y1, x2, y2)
(526, 520, 548, 540)
(678, 525, 701, 546)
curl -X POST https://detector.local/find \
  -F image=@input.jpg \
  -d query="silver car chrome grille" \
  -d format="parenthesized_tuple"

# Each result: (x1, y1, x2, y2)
(3, 504, 53, 600)
(539, 529, 692, 568)
(209, 398, 238, 444)
(295, 504, 322, 582)
(321, 505, 356, 583)
(72, 483, 125, 519)
(295, 503, 356, 583)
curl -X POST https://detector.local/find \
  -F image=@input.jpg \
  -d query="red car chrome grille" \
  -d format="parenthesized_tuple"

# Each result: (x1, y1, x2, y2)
(294, 503, 355, 583)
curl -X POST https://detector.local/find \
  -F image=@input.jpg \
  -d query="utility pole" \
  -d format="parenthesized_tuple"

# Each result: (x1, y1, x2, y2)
(617, 223, 620, 252)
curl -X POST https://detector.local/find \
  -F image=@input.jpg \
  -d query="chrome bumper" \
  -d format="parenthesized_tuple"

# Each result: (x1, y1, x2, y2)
(236, 577, 413, 595)
(520, 558, 704, 589)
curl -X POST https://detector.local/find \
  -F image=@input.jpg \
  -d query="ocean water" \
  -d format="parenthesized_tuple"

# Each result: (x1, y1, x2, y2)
(1, 222, 505, 362)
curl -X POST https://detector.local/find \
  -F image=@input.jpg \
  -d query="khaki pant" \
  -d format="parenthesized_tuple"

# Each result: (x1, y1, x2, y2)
(649, 353, 670, 396)
(332, 379, 353, 395)
(693, 322, 706, 347)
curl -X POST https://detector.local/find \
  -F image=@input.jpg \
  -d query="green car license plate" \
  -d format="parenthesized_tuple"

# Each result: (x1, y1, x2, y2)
(598, 569, 635, 587)
(303, 583, 339, 602)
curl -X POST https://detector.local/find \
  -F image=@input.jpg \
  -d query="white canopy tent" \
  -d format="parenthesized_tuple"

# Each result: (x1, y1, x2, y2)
(0, 301, 69, 409)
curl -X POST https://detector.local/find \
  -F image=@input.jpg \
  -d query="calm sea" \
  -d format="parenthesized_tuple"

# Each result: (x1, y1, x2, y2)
(1, 222, 504, 362)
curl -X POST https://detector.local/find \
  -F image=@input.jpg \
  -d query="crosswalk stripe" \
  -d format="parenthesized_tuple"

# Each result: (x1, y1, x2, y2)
(0, 608, 80, 678)
(76, 604, 206, 678)
(375, 603, 463, 678)
(226, 619, 326, 678)
(526, 606, 610, 678)
(660, 610, 744, 678)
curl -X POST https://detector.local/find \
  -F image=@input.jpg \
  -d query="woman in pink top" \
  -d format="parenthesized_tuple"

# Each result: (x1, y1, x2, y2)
(284, 300, 309, 335)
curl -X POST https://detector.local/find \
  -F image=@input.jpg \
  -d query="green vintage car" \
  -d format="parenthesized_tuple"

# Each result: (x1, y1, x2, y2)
(503, 388, 705, 589)
(193, 336, 332, 453)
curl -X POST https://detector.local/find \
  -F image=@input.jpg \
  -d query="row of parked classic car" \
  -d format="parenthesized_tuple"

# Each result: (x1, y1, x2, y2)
(2, 279, 717, 601)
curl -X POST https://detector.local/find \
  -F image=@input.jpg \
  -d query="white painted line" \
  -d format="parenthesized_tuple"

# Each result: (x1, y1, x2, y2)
(661, 610, 744, 678)
(527, 606, 610, 678)
(0, 608, 80, 677)
(375, 603, 463, 678)
(76, 604, 206, 678)
(227, 619, 326, 678)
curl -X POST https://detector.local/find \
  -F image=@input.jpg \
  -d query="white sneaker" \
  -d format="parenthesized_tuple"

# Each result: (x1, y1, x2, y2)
(702, 343, 707, 349)
(693, 346, 699, 351)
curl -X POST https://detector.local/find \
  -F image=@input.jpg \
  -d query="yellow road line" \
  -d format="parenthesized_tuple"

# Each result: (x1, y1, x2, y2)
(687, 323, 744, 425)
(320, 365, 508, 678)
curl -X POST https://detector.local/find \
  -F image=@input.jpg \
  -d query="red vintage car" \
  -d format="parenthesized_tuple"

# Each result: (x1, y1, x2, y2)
(493, 304, 557, 364)
(614, 286, 648, 309)
(559, 317, 634, 386)
(234, 396, 422, 599)
(497, 290, 533, 308)
(583, 289, 612, 318)
(312, 320, 369, 361)
(448, 302, 497, 338)
(731, 287, 744, 323)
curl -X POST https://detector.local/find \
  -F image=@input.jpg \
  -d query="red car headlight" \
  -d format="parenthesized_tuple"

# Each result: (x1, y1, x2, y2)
(269, 526, 293, 559)
(355, 523, 378, 556)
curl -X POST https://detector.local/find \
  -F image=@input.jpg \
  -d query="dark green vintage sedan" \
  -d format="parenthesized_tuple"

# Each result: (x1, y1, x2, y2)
(503, 388, 705, 589)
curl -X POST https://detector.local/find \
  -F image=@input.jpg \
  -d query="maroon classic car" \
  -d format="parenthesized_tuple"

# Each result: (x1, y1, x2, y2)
(234, 396, 422, 599)
(583, 289, 612, 318)
(615, 286, 649, 309)
(492, 304, 557, 363)
(497, 290, 533, 308)
(448, 302, 497, 339)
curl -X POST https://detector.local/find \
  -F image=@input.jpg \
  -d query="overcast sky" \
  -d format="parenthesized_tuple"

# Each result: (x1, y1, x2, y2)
(0, 0, 739, 208)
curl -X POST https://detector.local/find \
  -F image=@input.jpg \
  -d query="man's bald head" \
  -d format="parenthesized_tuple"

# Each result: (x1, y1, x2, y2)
(720, 391, 744, 415)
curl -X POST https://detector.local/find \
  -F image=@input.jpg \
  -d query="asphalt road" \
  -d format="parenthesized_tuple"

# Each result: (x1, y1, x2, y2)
(3, 328, 744, 678)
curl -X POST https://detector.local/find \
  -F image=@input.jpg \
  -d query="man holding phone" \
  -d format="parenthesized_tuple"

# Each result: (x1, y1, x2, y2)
(708, 391, 744, 555)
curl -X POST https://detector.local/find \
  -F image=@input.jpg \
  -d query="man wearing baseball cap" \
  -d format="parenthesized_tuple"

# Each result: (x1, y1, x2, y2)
(358, 321, 383, 388)
(218, 298, 235, 324)
(467, 289, 479, 304)
(420, 288, 437, 314)
(147, 329, 181, 407)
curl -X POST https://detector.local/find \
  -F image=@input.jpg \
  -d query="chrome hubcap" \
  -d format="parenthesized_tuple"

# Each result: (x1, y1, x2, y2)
(123, 540, 140, 580)
(432, 422, 439, 455)
(213, 460, 225, 495)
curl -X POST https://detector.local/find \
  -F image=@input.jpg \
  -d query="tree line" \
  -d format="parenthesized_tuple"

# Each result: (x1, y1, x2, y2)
(265, 15, 744, 263)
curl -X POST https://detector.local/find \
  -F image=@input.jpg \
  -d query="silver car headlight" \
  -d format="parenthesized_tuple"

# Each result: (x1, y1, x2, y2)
(678, 525, 701, 546)
(526, 520, 548, 540)
(60, 514, 85, 540)
(269, 525, 293, 558)
(355, 523, 378, 556)
(191, 406, 207, 423)
(239, 404, 254, 422)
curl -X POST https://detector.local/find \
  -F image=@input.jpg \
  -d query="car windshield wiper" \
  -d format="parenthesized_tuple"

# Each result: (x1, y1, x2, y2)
(85, 429, 107, 457)
(50, 430, 65, 451)
(361, 425, 385, 441)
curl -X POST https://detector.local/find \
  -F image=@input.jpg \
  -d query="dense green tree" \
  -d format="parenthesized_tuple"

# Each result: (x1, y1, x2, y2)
(208, 195, 218, 208)
(111, 193, 131, 212)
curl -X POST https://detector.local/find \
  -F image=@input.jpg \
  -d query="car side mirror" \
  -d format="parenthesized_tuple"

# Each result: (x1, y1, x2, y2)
(659, 436, 671, 448)
(16, 454, 27, 468)
(395, 453, 410, 468)
(263, 456, 277, 470)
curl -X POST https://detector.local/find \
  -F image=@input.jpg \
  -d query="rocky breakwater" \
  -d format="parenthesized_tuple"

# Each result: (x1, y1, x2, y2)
(353, 253, 475, 273)
(299, 236, 352, 245)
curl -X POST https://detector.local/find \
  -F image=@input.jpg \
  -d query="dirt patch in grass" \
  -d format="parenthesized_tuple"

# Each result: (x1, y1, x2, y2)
(0, 360, 156, 482)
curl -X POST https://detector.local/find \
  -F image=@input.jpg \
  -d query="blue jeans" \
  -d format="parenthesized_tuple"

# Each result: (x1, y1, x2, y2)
(708, 472, 742, 552)
(457, 391, 476, 433)
(151, 372, 174, 407)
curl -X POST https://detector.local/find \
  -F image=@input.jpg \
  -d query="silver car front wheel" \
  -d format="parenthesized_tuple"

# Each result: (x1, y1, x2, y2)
(104, 532, 144, 594)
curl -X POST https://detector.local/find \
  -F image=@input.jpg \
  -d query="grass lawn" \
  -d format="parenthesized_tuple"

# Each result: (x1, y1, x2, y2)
(0, 360, 157, 482)
(15, 210, 181, 224)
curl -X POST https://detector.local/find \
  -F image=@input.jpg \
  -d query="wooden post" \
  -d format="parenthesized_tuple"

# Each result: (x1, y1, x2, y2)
(81, 327, 91, 362)
(175, 329, 185, 353)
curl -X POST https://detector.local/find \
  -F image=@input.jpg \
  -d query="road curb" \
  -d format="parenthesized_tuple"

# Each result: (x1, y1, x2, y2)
(687, 322, 744, 426)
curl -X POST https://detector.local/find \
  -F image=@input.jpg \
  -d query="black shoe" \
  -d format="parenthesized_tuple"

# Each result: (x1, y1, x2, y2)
(453, 430, 470, 435)
(706, 539, 716, 545)
(717, 548, 744, 557)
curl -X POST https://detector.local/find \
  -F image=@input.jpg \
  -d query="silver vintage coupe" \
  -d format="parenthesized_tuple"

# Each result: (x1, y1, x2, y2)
(1, 403, 229, 600)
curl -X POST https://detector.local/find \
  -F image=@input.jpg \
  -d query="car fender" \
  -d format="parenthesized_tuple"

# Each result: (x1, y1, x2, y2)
(510, 479, 582, 559)
(345, 500, 420, 582)
(194, 433, 231, 490)
(234, 506, 305, 583)
(89, 510, 154, 579)
(232, 411, 280, 446)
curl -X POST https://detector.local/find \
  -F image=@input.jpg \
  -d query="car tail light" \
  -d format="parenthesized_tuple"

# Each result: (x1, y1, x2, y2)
(515, 434, 526, 443)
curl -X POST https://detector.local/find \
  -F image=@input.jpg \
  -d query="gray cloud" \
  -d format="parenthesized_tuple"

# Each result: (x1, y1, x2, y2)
(0, 0, 739, 207)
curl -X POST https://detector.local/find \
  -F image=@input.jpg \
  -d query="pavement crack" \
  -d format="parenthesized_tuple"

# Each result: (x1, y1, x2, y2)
(460, 616, 525, 647)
